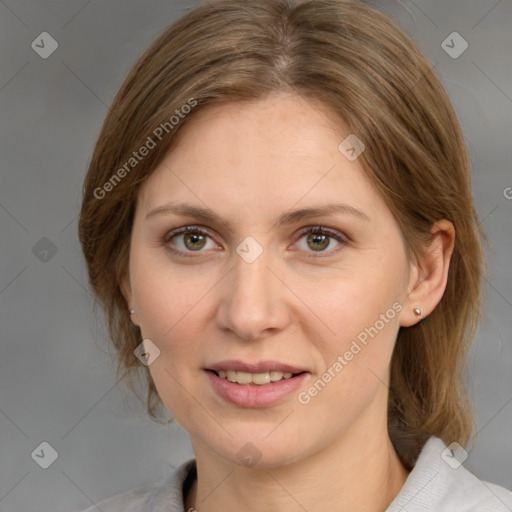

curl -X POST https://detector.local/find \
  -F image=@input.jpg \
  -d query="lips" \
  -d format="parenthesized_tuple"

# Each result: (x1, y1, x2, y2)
(204, 360, 310, 407)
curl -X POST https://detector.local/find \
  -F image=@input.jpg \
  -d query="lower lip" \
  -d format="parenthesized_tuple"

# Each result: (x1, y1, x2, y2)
(206, 370, 309, 408)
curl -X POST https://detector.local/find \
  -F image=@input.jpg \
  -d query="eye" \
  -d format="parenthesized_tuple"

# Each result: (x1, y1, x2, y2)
(163, 225, 347, 257)
(293, 226, 346, 255)
(164, 226, 218, 254)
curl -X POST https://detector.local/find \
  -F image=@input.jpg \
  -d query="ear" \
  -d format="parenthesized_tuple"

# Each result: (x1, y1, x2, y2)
(400, 219, 455, 327)
(120, 273, 140, 326)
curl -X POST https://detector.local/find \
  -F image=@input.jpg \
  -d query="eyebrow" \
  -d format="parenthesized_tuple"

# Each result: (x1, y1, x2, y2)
(144, 201, 370, 230)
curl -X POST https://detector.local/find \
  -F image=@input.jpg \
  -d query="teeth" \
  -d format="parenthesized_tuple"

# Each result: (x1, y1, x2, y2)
(216, 370, 294, 385)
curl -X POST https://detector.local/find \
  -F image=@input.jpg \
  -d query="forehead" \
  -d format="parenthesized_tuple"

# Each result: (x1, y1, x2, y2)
(136, 93, 385, 222)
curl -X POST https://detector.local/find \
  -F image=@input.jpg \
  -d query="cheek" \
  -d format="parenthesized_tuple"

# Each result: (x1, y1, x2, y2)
(298, 281, 402, 428)
(130, 252, 210, 341)
(319, 266, 403, 335)
(131, 265, 209, 422)
(129, 254, 215, 400)
(311, 258, 406, 388)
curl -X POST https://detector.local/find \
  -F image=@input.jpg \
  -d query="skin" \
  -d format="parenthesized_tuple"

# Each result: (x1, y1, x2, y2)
(122, 92, 454, 512)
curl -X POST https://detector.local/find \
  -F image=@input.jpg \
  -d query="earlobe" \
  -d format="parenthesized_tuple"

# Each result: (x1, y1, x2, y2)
(400, 219, 455, 327)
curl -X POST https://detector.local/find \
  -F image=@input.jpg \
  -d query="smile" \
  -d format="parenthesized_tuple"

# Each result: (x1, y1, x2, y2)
(214, 369, 298, 385)
(206, 369, 310, 408)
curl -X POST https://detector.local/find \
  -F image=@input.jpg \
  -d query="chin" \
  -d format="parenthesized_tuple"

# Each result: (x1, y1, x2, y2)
(207, 431, 312, 470)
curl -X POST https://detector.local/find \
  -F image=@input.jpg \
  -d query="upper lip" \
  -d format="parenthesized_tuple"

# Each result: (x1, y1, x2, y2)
(207, 360, 309, 374)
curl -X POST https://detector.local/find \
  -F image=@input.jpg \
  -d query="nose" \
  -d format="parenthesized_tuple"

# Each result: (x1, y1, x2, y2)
(215, 246, 291, 341)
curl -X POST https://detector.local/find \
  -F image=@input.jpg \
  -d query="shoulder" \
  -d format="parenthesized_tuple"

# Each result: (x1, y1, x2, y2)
(76, 459, 196, 512)
(386, 436, 512, 512)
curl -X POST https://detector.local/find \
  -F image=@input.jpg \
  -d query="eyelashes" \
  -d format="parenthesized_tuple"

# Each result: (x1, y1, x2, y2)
(161, 225, 349, 258)
(163, 226, 217, 255)
(293, 226, 346, 255)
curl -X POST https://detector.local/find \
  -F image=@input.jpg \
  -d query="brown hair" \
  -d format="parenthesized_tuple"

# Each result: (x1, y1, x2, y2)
(78, 0, 484, 467)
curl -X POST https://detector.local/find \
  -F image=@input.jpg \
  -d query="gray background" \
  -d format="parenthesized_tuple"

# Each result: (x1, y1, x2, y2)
(0, 1, 511, 510)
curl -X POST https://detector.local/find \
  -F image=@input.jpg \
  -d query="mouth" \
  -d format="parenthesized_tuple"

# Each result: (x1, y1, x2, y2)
(207, 369, 307, 385)
(206, 360, 309, 385)
(205, 367, 310, 408)
(204, 360, 310, 407)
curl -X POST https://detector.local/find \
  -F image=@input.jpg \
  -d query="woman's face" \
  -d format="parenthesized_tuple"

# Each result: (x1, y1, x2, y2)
(124, 92, 416, 468)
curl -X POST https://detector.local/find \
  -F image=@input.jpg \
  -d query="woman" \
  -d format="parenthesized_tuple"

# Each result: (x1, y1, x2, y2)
(78, 0, 512, 510)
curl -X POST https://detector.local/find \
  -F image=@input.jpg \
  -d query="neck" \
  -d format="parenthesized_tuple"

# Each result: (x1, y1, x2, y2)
(185, 424, 409, 512)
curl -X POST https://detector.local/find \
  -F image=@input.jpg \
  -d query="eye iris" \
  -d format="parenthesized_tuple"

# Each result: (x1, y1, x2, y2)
(184, 232, 206, 250)
(307, 232, 329, 251)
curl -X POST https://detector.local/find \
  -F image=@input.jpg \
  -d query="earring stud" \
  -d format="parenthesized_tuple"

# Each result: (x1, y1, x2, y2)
(413, 308, 421, 316)
(129, 309, 135, 314)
